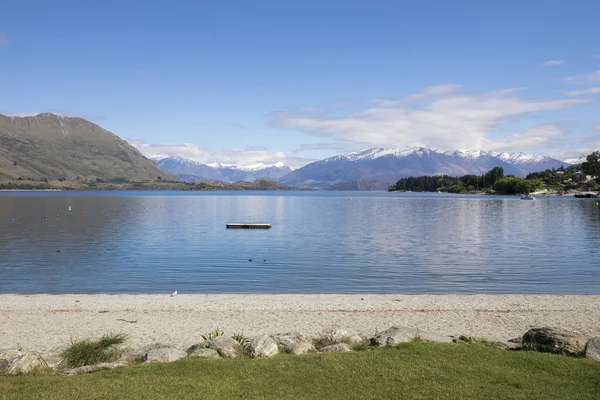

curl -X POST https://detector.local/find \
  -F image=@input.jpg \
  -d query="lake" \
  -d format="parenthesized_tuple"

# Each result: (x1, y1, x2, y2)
(0, 191, 599, 294)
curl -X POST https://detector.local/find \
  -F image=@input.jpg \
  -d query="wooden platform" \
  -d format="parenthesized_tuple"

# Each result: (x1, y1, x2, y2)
(226, 223, 272, 229)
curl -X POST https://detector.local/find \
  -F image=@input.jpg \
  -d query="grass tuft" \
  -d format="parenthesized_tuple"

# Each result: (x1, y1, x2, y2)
(350, 340, 373, 351)
(201, 328, 224, 342)
(60, 333, 127, 368)
(232, 331, 251, 357)
(454, 335, 494, 346)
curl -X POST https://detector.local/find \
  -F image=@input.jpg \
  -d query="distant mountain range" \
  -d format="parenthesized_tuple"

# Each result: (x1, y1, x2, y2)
(0, 113, 175, 181)
(3, 113, 579, 190)
(152, 155, 292, 183)
(154, 146, 576, 190)
(562, 156, 587, 165)
(277, 147, 573, 188)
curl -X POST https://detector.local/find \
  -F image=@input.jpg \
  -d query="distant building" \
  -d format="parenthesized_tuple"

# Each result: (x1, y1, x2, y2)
(572, 171, 586, 181)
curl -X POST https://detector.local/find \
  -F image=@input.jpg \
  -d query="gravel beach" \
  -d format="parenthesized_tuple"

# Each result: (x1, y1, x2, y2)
(2, 294, 599, 353)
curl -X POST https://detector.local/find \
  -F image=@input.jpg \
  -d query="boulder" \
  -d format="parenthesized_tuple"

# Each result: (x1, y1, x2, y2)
(492, 341, 523, 351)
(120, 343, 164, 363)
(320, 343, 352, 353)
(415, 330, 453, 343)
(288, 341, 315, 355)
(186, 342, 208, 353)
(189, 348, 220, 358)
(248, 335, 279, 358)
(522, 327, 588, 356)
(323, 329, 363, 345)
(64, 361, 127, 375)
(145, 348, 188, 363)
(208, 337, 239, 359)
(585, 337, 600, 361)
(370, 326, 416, 346)
(273, 332, 310, 352)
(39, 353, 62, 370)
(0, 349, 22, 362)
(1, 353, 49, 375)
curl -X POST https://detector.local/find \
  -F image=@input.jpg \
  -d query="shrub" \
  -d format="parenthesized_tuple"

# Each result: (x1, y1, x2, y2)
(60, 333, 127, 368)
(201, 328, 224, 341)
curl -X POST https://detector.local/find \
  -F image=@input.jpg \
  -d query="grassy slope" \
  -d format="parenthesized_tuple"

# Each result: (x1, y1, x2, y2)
(0, 113, 175, 182)
(2, 344, 599, 400)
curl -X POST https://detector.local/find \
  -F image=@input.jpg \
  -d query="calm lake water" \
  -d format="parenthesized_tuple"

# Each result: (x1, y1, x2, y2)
(0, 191, 599, 294)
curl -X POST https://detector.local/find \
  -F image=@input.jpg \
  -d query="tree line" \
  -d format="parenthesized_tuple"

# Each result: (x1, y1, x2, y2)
(391, 166, 539, 194)
(389, 150, 600, 195)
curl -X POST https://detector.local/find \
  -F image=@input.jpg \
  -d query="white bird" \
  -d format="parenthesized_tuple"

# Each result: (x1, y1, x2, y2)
(171, 290, 178, 297)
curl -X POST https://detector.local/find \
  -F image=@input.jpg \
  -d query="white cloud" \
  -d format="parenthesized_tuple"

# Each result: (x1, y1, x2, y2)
(128, 141, 216, 161)
(565, 87, 600, 96)
(483, 125, 565, 152)
(543, 60, 564, 66)
(547, 144, 600, 162)
(269, 85, 591, 152)
(0, 34, 8, 48)
(566, 70, 600, 83)
(128, 141, 313, 169)
(595, 125, 600, 131)
(294, 142, 367, 153)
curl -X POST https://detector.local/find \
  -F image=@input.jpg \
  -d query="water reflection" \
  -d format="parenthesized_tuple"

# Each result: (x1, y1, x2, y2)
(0, 192, 599, 294)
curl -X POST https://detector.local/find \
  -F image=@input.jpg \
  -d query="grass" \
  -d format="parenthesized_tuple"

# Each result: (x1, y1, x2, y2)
(60, 333, 127, 368)
(1, 343, 599, 399)
(232, 331, 251, 357)
(454, 335, 495, 346)
(201, 328, 224, 342)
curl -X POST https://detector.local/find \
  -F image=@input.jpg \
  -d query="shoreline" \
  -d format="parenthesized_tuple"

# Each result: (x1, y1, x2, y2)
(2, 294, 600, 353)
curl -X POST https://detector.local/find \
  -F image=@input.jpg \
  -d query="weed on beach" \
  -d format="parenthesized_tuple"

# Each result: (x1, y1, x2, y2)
(60, 333, 127, 368)
(201, 328, 224, 341)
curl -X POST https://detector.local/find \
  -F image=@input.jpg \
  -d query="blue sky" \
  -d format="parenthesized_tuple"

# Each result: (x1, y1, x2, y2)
(1, 0, 599, 167)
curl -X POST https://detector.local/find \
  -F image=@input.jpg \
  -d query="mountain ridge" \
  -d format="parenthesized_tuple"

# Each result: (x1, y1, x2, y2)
(278, 146, 571, 188)
(154, 156, 292, 183)
(0, 113, 176, 181)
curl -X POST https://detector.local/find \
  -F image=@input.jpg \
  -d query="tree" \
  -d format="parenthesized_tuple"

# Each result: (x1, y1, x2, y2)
(581, 151, 600, 180)
(483, 166, 504, 188)
(494, 177, 541, 195)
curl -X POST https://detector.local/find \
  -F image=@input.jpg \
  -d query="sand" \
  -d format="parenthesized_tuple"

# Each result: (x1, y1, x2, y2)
(1, 294, 599, 353)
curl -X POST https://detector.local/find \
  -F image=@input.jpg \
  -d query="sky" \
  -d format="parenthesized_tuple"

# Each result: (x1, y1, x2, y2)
(1, 0, 599, 168)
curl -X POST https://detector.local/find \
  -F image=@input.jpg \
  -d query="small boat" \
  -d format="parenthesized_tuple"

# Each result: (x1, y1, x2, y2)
(574, 193, 598, 198)
(520, 194, 535, 200)
(226, 223, 271, 229)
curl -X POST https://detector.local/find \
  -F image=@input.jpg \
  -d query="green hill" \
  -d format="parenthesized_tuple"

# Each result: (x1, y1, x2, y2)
(192, 177, 299, 190)
(0, 113, 176, 182)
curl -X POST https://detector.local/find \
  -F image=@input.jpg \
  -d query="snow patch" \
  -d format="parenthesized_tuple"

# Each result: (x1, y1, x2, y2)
(562, 156, 586, 165)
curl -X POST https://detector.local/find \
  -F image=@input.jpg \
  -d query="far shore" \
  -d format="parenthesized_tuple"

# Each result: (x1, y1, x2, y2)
(1, 294, 599, 354)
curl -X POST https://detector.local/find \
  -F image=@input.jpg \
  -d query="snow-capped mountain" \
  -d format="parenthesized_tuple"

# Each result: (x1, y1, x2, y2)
(491, 152, 567, 173)
(153, 156, 292, 183)
(278, 147, 571, 188)
(562, 156, 587, 165)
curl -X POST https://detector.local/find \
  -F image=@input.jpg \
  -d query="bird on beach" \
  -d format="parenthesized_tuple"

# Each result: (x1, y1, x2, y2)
(171, 290, 178, 297)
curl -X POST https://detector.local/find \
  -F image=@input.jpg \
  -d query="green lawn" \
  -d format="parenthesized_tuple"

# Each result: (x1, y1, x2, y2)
(1, 343, 599, 400)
